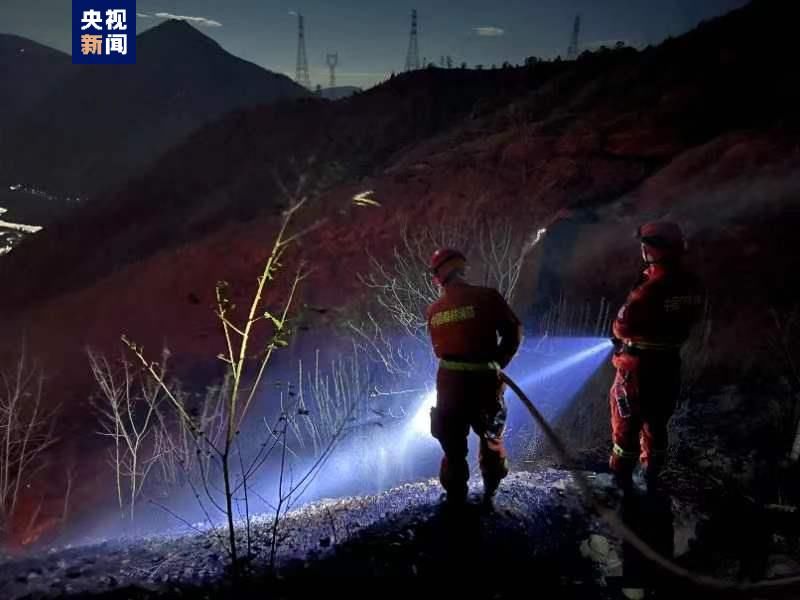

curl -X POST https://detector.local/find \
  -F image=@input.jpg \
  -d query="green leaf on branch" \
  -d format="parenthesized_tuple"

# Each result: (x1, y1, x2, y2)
(263, 311, 283, 328)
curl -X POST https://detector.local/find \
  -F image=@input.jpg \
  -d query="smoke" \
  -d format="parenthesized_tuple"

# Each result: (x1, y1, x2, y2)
(664, 172, 800, 235)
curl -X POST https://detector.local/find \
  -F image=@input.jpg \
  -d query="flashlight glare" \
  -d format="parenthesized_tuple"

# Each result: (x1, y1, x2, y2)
(411, 391, 437, 435)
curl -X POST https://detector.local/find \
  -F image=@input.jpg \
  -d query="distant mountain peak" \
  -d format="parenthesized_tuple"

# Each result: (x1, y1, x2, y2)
(0, 33, 71, 59)
(137, 19, 222, 53)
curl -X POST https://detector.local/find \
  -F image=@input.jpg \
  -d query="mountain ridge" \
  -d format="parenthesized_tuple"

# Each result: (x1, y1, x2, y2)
(0, 21, 310, 196)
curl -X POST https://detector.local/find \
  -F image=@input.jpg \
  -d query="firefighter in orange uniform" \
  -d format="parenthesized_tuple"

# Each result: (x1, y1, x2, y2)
(609, 222, 703, 491)
(426, 248, 523, 505)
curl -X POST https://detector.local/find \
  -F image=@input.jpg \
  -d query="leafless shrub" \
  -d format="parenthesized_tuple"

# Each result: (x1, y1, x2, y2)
(0, 350, 58, 536)
(768, 305, 800, 460)
(89, 350, 168, 521)
(286, 346, 367, 457)
(357, 217, 543, 345)
(152, 378, 228, 489)
(350, 216, 544, 394)
(348, 311, 422, 378)
(537, 294, 614, 340)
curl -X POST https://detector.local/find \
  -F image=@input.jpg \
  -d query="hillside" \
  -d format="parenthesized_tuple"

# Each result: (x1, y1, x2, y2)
(0, 21, 310, 196)
(0, 65, 551, 309)
(1, 0, 800, 552)
(0, 34, 71, 132)
(3, 0, 798, 358)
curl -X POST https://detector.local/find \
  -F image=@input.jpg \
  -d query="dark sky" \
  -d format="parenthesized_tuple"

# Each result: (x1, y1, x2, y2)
(1, 0, 749, 88)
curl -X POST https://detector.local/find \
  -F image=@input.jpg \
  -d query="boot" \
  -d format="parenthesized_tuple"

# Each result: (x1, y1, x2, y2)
(443, 483, 468, 507)
(482, 479, 500, 508)
(644, 467, 663, 496)
(613, 469, 634, 494)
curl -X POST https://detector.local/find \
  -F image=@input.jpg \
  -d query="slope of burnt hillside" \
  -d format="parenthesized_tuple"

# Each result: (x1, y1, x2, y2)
(2, 0, 797, 369)
(0, 64, 561, 309)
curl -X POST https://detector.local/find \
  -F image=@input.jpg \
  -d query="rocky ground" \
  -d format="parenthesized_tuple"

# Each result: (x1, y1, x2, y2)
(0, 469, 675, 599)
(2, 463, 800, 599)
(4, 382, 800, 599)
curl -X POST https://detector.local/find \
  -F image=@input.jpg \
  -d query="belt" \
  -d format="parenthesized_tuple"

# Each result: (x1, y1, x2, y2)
(439, 359, 501, 372)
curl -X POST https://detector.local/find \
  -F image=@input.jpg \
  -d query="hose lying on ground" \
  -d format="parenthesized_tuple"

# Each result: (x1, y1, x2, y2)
(500, 371, 800, 595)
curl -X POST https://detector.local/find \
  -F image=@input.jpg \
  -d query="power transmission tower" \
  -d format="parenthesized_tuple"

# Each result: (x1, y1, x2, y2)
(567, 14, 581, 60)
(295, 13, 311, 88)
(405, 9, 420, 71)
(326, 53, 338, 89)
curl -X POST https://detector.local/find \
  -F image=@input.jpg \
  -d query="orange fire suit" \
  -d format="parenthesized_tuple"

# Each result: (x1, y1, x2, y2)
(609, 263, 703, 479)
(427, 282, 523, 500)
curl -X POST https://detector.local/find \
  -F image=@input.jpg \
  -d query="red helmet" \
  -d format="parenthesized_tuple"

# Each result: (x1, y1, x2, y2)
(637, 221, 686, 262)
(429, 248, 466, 283)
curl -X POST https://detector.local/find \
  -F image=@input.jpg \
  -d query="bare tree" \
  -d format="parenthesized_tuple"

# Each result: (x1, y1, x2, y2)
(348, 311, 421, 378)
(357, 217, 543, 342)
(89, 350, 167, 521)
(0, 350, 58, 536)
(286, 344, 370, 457)
(535, 294, 615, 353)
(350, 216, 544, 383)
(149, 377, 228, 490)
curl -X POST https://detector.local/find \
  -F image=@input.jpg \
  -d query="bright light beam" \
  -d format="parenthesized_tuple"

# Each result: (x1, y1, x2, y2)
(296, 337, 613, 504)
(410, 390, 437, 436)
(513, 338, 613, 388)
(408, 338, 613, 438)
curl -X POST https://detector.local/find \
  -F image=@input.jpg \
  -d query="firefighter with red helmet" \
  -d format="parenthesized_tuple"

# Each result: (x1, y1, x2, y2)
(426, 248, 523, 505)
(609, 222, 703, 491)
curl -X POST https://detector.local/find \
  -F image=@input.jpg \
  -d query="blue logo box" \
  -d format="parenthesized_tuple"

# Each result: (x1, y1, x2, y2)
(72, 0, 136, 64)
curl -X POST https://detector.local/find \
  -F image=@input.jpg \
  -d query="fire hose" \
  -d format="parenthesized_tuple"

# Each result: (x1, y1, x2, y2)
(499, 371, 800, 594)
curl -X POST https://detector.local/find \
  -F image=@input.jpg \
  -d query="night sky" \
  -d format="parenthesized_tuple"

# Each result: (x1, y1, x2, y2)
(2, 0, 749, 88)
